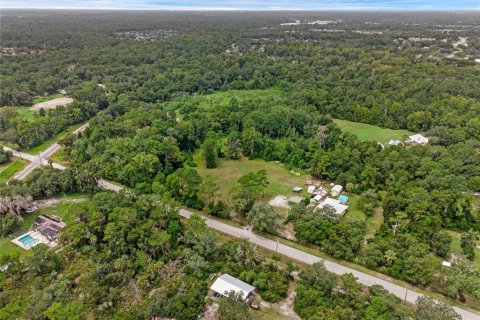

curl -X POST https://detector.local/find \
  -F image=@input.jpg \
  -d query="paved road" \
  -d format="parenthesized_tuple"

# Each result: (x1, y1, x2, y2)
(178, 209, 479, 320)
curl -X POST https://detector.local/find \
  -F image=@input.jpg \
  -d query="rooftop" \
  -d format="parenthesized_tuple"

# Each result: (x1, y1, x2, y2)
(210, 274, 255, 301)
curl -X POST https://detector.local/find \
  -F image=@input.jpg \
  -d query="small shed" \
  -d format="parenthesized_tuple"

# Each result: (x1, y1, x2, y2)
(442, 261, 451, 267)
(210, 274, 256, 302)
(292, 186, 303, 193)
(288, 196, 304, 205)
(307, 186, 316, 194)
(331, 185, 343, 197)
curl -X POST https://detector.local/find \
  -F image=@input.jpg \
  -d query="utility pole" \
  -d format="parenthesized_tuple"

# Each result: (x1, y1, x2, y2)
(404, 287, 408, 302)
(276, 240, 279, 253)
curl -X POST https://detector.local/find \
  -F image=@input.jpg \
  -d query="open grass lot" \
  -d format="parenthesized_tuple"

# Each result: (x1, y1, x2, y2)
(0, 196, 86, 261)
(15, 93, 67, 121)
(31, 93, 65, 105)
(26, 123, 83, 154)
(333, 119, 414, 144)
(192, 151, 309, 203)
(448, 230, 480, 268)
(168, 87, 288, 112)
(0, 160, 26, 183)
(49, 147, 71, 166)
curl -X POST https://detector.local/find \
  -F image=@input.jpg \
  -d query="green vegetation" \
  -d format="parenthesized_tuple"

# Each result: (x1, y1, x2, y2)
(193, 151, 307, 202)
(25, 123, 84, 154)
(0, 160, 26, 183)
(31, 93, 65, 105)
(333, 119, 414, 144)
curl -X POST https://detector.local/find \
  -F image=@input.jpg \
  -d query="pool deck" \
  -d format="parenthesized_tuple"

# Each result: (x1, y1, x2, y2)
(11, 230, 58, 250)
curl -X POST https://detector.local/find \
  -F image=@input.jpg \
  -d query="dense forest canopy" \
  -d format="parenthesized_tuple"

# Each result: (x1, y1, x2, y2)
(1, 9, 479, 320)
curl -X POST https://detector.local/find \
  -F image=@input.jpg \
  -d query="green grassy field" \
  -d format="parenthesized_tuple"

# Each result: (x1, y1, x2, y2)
(0, 160, 27, 183)
(49, 147, 71, 166)
(16, 93, 67, 120)
(31, 93, 65, 105)
(192, 151, 309, 203)
(166, 87, 288, 112)
(448, 230, 480, 268)
(333, 119, 414, 144)
(0, 197, 86, 261)
(26, 123, 83, 154)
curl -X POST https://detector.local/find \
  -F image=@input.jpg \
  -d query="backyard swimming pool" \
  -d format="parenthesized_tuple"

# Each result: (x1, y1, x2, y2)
(18, 234, 39, 248)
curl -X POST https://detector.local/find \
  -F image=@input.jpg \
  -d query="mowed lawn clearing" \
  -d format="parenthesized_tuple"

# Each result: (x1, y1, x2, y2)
(192, 152, 310, 203)
(0, 160, 27, 183)
(333, 119, 414, 144)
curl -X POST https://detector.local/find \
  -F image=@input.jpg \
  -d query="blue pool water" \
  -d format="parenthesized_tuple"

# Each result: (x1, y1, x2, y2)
(18, 234, 39, 248)
(338, 195, 349, 204)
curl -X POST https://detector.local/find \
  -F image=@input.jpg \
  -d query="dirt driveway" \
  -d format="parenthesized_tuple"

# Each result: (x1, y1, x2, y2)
(30, 97, 73, 111)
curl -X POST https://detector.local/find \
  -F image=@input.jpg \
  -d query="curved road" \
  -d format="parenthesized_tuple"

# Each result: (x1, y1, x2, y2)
(178, 209, 479, 320)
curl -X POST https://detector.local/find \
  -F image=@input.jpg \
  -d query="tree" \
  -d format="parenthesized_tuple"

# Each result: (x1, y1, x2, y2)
(247, 203, 280, 233)
(358, 189, 380, 216)
(414, 296, 460, 320)
(166, 168, 203, 201)
(217, 291, 251, 320)
(0, 147, 12, 164)
(431, 231, 452, 258)
(225, 131, 242, 159)
(460, 230, 477, 261)
(202, 138, 217, 168)
(200, 176, 219, 204)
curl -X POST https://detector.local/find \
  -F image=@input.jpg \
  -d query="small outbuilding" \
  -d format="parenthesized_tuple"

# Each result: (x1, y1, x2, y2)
(210, 274, 256, 303)
(307, 186, 316, 194)
(406, 134, 429, 145)
(330, 185, 343, 197)
(315, 197, 348, 217)
(288, 196, 304, 205)
(292, 186, 303, 193)
(388, 139, 402, 146)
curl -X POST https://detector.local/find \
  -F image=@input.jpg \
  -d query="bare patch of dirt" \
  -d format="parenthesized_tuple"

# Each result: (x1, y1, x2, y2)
(30, 98, 73, 111)
(269, 195, 289, 208)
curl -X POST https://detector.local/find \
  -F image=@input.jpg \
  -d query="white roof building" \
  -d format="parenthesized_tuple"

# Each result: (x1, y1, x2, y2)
(307, 186, 316, 194)
(331, 185, 343, 197)
(406, 134, 429, 145)
(388, 139, 402, 146)
(315, 197, 348, 217)
(210, 274, 256, 302)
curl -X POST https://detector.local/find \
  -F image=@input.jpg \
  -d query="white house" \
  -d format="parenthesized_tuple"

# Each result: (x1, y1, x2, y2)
(330, 185, 343, 197)
(315, 197, 348, 217)
(210, 274, 256, 302)
(406, 134, 429, 145)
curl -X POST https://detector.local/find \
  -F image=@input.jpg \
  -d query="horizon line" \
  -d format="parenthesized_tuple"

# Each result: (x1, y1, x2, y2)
(2, 7, 480, 11)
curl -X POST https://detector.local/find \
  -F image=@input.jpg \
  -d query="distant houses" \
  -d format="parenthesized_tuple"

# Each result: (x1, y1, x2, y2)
(210, 274, 256, 303)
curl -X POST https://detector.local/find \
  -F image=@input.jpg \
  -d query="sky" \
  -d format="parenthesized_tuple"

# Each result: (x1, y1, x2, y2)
(1, 0, 479, 10)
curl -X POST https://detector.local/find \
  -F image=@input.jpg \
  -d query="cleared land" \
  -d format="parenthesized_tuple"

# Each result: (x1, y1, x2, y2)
(192, 152, 308, 203)
(0, 160, 27, 183)
(333, 119, 414, 144)
(29, 97, 73, 111)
